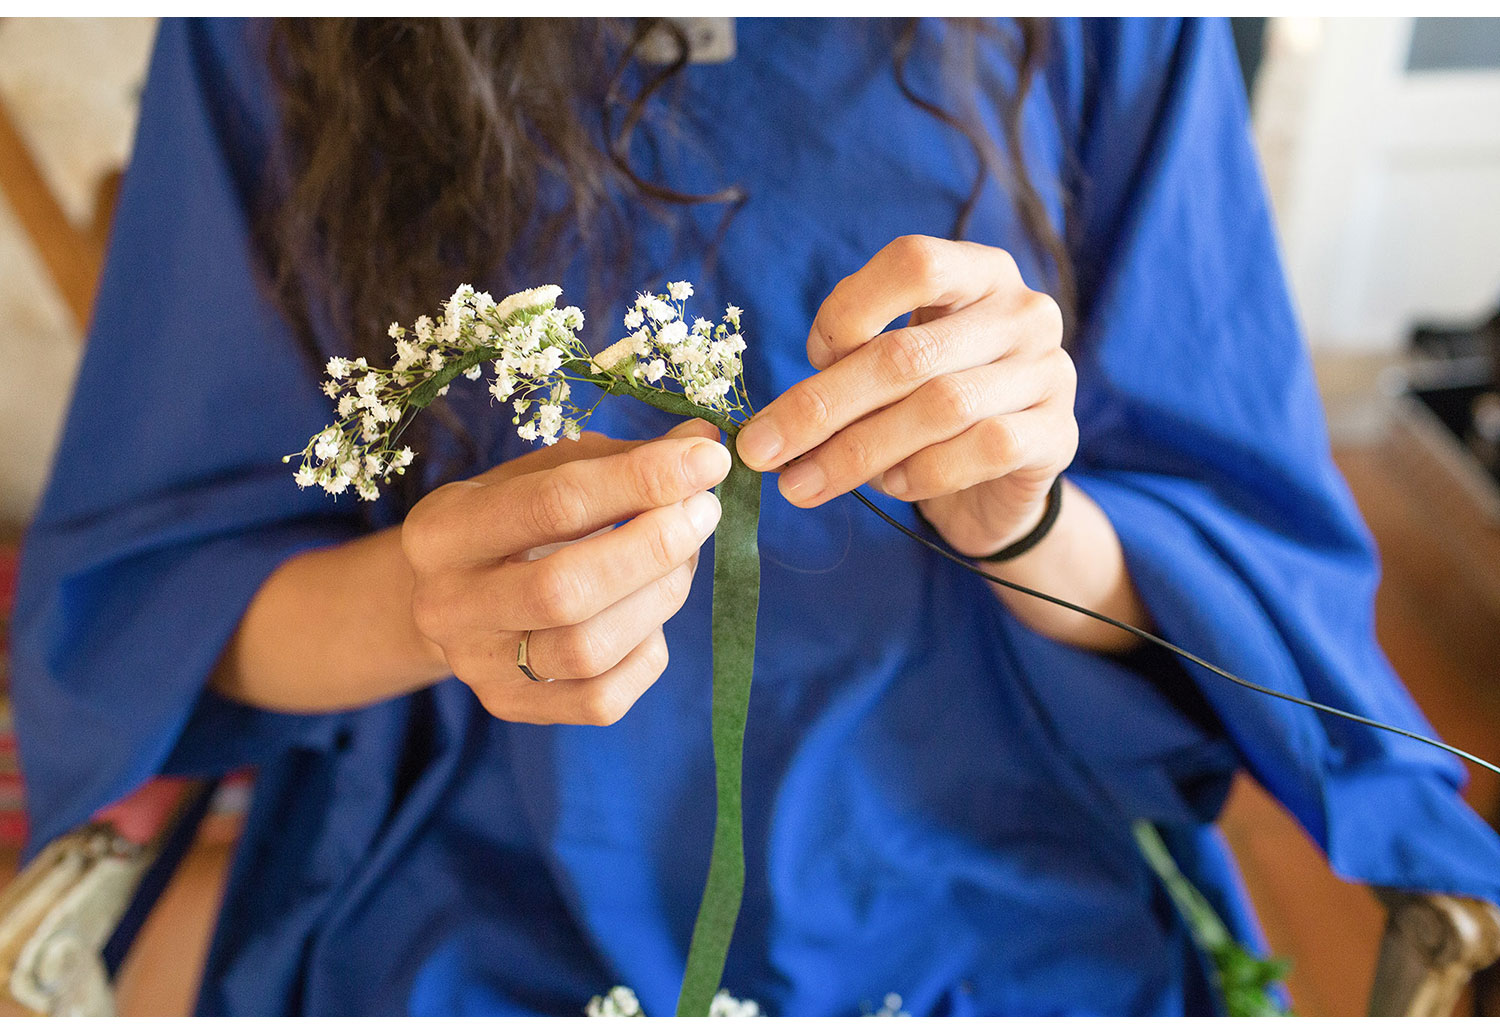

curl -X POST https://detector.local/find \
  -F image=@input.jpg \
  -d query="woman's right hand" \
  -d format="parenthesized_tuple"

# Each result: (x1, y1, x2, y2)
(401, 420, 729, 726)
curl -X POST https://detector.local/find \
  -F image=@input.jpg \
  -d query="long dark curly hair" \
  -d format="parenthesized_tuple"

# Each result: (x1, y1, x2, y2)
(258, 17, 1073, 492)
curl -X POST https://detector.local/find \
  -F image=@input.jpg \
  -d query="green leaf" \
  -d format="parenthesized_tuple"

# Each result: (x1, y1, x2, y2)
(676, 437, 762, 1016)
(1132, 820, 1292, 1017)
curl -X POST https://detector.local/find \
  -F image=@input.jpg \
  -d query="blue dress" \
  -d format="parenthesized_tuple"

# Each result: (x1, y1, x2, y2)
(13, 17, 1500, 1016)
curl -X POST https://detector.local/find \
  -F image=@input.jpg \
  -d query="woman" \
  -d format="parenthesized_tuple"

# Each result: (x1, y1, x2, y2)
(13, 17, 1500, 1015)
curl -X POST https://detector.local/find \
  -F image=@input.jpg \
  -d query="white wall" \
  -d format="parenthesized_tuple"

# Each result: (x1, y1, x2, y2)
(1255, 17, 1500, 355)
(0, 18, 156, 530)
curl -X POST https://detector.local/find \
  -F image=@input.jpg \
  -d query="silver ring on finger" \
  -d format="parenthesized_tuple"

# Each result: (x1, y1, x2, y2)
(516, 629, 555, 683)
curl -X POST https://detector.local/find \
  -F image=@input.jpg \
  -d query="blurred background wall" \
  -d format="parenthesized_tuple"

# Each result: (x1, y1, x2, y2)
(0, 17, 156, 535)
(1259, 18, 1500, 355)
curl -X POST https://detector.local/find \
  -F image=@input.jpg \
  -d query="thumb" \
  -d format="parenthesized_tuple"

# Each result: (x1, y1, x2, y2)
(473, 430, 639, 486)
(662, 417, 722, 443)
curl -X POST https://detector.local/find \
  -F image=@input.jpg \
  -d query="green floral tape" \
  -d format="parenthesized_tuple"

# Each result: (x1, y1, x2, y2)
(677, 440, 762, 1016)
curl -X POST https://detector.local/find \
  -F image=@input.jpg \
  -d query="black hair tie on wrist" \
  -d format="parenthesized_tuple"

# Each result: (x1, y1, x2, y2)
(913, 477, 1064, 564)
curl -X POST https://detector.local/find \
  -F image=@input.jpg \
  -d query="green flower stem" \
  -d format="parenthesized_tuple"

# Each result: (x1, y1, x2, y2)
(675, 439, 761, 1015)
(1132, 820, 1290, 1016)
(410, 351, 741, 434)
(1132, 821, 1232, 951)
(561, 359, 743, 435)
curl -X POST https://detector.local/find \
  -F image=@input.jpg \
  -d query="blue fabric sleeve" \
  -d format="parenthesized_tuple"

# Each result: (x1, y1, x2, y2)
(11, 19, 365, 856)
(1021, 18, 1500, 902)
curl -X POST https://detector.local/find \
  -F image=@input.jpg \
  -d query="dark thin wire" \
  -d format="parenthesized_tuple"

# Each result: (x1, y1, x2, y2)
(847, 488, 1500, 780)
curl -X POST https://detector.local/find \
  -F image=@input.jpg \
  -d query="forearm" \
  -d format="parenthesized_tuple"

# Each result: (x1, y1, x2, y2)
(984, 478, 1151, 654)
(210, 527, 451, 713)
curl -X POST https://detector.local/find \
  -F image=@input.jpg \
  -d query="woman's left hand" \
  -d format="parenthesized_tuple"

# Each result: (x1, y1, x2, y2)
(734, 235, 1078, 558)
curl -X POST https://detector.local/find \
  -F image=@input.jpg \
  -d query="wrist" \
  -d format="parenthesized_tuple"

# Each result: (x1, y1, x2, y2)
(918, 477, 1063, 565)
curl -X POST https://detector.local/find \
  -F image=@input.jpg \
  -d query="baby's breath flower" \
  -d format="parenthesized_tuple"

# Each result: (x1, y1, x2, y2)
(597, 281, 753, 420)
(585, 986, 643, 1017)
(291, 278, 751, 501)
(708, 990, 760, 1018)
(645, 296, 675, 324)
(583, 985, 758, 1018)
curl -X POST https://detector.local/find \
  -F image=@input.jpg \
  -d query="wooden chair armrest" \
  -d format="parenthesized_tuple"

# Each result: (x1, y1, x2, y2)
(0, 780, 215, 1016)
(1369, 887, 1500, 1016)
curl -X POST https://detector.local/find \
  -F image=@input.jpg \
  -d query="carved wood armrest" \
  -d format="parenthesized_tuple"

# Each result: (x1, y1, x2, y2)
(0, 780, 215, 1016)
(1369, 888, 1500, 1016)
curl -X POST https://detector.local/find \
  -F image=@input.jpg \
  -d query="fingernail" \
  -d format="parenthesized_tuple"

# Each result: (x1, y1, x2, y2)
(807, 335, 832, 371)
(779, 461, 826, 505)
(735, 422, 783, 469)
(685, 491, 721, 535)
(685, 440, 730, 486)
(882, 467, 908, 498)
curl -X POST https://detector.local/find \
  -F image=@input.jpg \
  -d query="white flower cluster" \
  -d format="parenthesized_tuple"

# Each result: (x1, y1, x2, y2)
(591, 280, 750, 416)
(286, 283, 590, 499)
(289, 279, 751, 501)
(284, 352, 417, 501)
(709, 990, 762, 1017)
(583, 986, 760, 1017)
(585, 986, 643, 1017)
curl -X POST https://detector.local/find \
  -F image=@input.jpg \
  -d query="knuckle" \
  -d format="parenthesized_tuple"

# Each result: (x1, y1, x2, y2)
(1049, 345, 1077, 389)
(1027, 290, 1065, 341)
(582, 686, 630, 727)
(643, 633, 670, 678)
(399, 500, 444, 571)
(983, 417, 1024, 470)
(884, 324, 944, 384)
(644, 511, 685, 572)
(400, 520, 434, 572)
(813, 289, 857, 355)
(834, 431, 875, 478)
(528, 475, 588, 537)
(559, 623, 614, 679)
(993, 247, 1022, 284)
(470, 684, 509, 721)
(1058, 413, 1081, 457)
(660, 562, 696, 610)
(408, 583, 449, 641)
(633, 448, 684, 508)
(927, 372, 981, 425)
(528, 560, 588, 626)
(891, 234, 944, 286)
(1048, 352, 1078, 407)
(789, 381, 836, 435)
